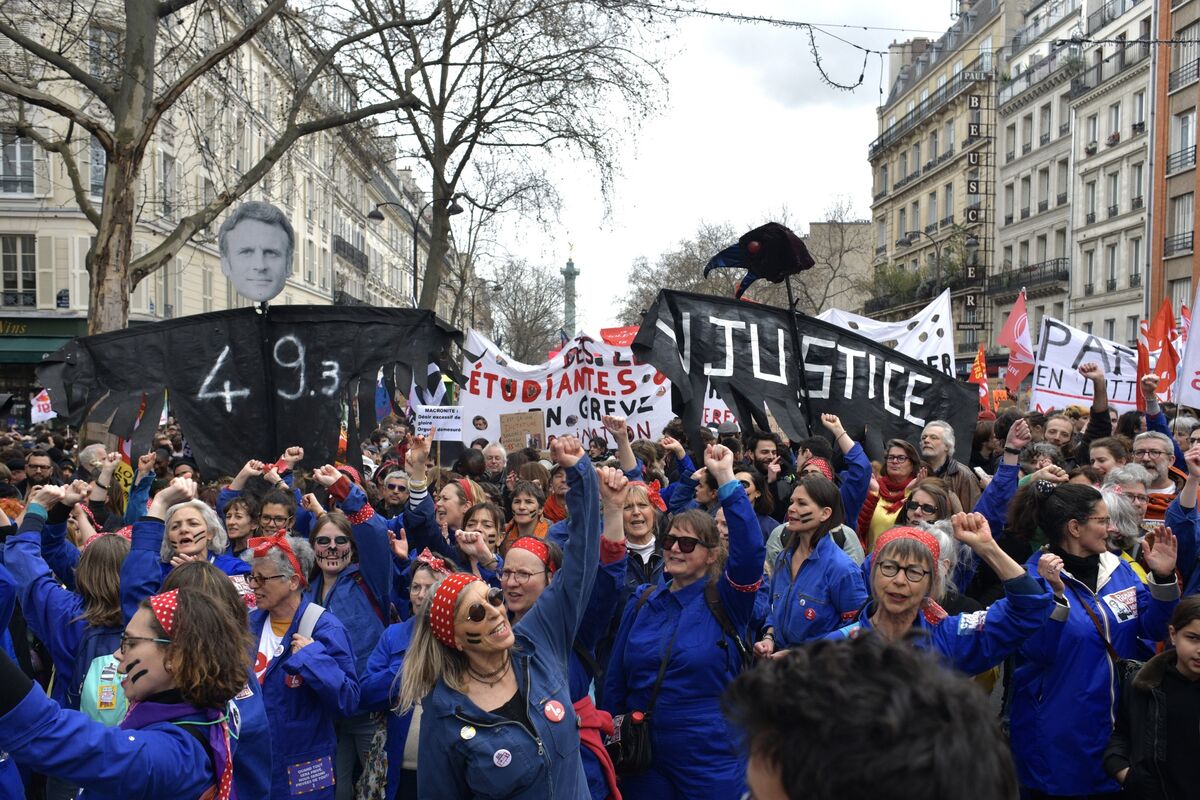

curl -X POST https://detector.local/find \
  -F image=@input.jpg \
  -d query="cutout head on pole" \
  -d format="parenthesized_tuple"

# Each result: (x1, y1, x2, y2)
(703, 222, 816, 298)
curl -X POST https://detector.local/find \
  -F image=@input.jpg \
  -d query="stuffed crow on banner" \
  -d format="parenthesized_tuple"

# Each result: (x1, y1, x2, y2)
(633, 290, 977, 460)
(37, 306, 459, 477)
(702, 222, 816, 298)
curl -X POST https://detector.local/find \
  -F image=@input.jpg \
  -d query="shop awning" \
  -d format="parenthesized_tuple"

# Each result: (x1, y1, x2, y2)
(0, 336, 73, 364)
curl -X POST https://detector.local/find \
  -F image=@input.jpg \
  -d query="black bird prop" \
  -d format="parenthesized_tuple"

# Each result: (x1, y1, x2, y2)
(703, 222, 816, 298)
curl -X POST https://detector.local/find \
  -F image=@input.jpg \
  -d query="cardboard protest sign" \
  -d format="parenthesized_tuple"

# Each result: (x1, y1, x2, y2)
(460, 330, 674, 446)
(499, 410, 547, 452)
(414, 405, 463, 442)
(1030, 316, 1138, 413)
(633, 290, 977, 457)
(37, 306, 458, 477)
(817, 290, 956, 376)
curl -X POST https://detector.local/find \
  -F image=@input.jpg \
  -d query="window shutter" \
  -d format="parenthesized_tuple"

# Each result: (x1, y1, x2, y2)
(35, 235, 55, 308)
(31, 143, 49, 197)
(74, 236, 91, 310)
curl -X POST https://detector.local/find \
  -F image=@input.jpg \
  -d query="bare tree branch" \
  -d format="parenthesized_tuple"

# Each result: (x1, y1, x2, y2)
(15, 116, 101, 227)
(0, 77, 113, 144)
(0, 16, 116, 105)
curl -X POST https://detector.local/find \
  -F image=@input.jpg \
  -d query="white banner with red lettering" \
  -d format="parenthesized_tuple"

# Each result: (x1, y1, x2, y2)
(460, 330, 675, 445)
(30, 389, 55, 423)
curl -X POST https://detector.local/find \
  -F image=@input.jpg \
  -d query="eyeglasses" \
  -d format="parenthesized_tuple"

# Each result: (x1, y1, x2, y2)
(885, 454, 911, 463)
(905, 501, 938, 515)
(500, 568, 547, 585)
(465, 586, 505, 623)
(1189, 437, 1200, 446)
(314, 535, 350, 547)
(878, 560, 931, 582)
(662, 533, 711, 554)
(247, 573, 289, 587)
(1123, 493, 1149, 504)
(385, 484, 408, 492)
(119, 633, 171, 653)
(1132, 449, 1171, 459)
(260, 514, 292, 527)
(1085, 516, 1112, 526)
(738, 480, 752, 489)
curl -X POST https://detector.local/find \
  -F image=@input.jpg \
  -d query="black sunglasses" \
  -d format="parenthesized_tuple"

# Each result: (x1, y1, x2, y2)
(662, 533, 710, 554)
(466, 586, 505, 623)
(314, 535, 350, 547)
(905, 500, 938, 515)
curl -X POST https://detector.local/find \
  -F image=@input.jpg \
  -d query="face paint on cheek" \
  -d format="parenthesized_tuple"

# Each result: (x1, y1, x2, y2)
(797, 512, 814, 524)
(465, 634, 482, 645)
(124, 658, 148, 684)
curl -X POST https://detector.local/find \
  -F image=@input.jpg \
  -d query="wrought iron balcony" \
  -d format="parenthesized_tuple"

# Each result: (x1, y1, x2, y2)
(1022, 142, 1033, 155)
(1169, 58, 1200, 93)
(1070, 41, 1151, 99)
(986, 258, 1070, 295)
(1106, 278, 1117, 291)
(1107, 204, 1118, 218)
(1085, 282, 1095, 295)
(332, 234, 369, 274)
(1132, 195, 1144, 209)
(1086, 211, 1096, 224)
(1006, 150, 1015, 163)
(1087, 0, 1146, 34)
(1130, 272, 1141, 287)
(1166, 146, 1196, 174)
(1038, 200, 1049, 213)
(1021, 207, 1031, 219)
(1058, 192, 1068, 205)
(1165, 231, 1194, 257)
(1040, 132, 1051, 145)
(999, 44, 1083, 106)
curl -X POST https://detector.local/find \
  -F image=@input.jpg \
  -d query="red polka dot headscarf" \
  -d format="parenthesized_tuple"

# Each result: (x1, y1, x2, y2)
(429, 573, 480, 648)
(873, 526, 941, 563)
(149, 589, 180, 636)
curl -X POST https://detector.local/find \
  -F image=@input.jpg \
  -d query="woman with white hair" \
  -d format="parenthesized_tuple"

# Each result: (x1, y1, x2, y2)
(1102, 464, 1155, 583)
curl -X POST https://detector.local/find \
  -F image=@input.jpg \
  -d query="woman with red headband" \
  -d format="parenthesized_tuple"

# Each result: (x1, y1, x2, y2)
(245, 527, 359, 800)
(830, 513, 1064, 674)
(361, 549, 452, 799)
(397, 435, 601, 799)
(0, 586, 251, 799)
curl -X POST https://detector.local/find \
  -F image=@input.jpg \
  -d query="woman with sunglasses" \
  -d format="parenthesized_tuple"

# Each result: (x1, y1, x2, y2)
(1009, 482, 1180, 799)
(302, 463, 392, 800)
(603, 442, 767, 800)
(398, 435, 600, 799)
(0, 586, 250, 800)
(245, 528, 359, 800)
(831, 514, 1062, 675)
(755, 475, 868, 659)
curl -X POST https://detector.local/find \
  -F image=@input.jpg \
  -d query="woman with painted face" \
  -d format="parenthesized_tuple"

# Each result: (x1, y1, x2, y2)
(361, 551, 452, 800)
(1104, 596, 1200, 800)
(829, 514, 1062, 677)
(224, 495, 260, 557)
(245, 530, 359, 800)
(462, 502, 506, 556)
(303, 467, 392, 800)
(0, 587, 251, 800)
(603, 443, 767, 800)
(1008, 482, 1180, 799)
(159, 488, 250, 580)
(501, 466, 629, 800)
(500, 480, 549, 555)
(755, 475, 868, 657)
(398, 436, 601, 799)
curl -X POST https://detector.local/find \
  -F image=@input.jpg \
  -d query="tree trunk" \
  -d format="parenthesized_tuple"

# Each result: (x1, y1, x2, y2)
(87, 151, 143, 334)
(418, 207, 453, 311)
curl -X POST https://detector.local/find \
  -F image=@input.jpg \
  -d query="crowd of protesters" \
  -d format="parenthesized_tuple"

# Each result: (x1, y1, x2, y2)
(0, 361, 1195, 799)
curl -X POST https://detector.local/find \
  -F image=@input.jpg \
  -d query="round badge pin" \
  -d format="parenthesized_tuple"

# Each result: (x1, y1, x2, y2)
(804, 607, 817, 621)
(493, 749, 512, 768)
(460, 725, 476, 741)
(543, 700, 565, 722)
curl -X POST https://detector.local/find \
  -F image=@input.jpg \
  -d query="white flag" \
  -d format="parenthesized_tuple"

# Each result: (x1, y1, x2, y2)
(1176, 283, 1200, 409)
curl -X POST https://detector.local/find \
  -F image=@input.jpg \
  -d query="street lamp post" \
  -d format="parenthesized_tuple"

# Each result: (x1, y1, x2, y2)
(368, 196, 464, 307)
(898, 227, 980, 287)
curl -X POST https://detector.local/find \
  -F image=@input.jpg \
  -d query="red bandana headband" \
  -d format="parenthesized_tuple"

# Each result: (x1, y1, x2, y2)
(429, 573, 480, 649)
(149, 589, 180, 637)
(511, 536, 556, 574)
(628, 480, 666, 513)
(458, 478, 475, 506)
(802, 458, 835, 481)
(873, 526, 942, 565)
(415, 547, 450, 576)
(82, 525, 134, 550)
(248, 530, 307, 588)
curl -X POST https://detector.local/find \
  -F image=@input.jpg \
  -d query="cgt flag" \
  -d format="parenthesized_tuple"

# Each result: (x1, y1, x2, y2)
(998, 289, 1034, 392)
(968, 344, 991, 409)
(632, 290, 978, 460)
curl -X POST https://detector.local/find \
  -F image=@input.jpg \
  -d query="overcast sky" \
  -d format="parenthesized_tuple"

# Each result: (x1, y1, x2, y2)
(493, 0, 958, 333)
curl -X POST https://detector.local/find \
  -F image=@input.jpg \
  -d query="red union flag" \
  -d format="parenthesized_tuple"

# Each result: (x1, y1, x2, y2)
(998, 290, 1034, 392)
(1138, 298, 1179, 407)
(968, 344, 991, 409)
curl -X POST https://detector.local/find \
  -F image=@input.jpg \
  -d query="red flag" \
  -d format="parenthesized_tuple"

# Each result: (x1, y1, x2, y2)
(997, 290, 1034, 392)
(968, 344, 991, 409)
(1139, 298, 1179, 405)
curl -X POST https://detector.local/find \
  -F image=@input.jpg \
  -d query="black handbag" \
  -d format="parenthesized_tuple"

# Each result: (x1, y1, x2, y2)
(1068, 584, 1143, 687)
(605, 587, 678, 776)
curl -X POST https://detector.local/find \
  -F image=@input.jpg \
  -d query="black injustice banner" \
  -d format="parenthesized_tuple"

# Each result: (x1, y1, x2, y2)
(37, 306, 458, 476)
(632, 290, 978, 458)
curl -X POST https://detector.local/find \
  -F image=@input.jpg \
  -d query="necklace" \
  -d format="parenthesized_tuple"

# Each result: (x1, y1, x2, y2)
(467, 655, 511, 687)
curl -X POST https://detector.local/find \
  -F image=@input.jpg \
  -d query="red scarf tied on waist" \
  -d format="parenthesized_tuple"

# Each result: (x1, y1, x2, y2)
(857, 473, 913, 538)
(573, 696, 621, 800)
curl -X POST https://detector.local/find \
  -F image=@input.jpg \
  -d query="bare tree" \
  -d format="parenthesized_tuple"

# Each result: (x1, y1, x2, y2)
(354, 0, 668, 312)
(789, 199, 874, 316)
(0, 0, 432, 332)
(490, 258, 564, 363)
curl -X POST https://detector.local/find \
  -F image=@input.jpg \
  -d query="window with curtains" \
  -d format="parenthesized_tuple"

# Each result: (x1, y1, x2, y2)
(1, 234, 35, 307)
(0, 134, 33, 194)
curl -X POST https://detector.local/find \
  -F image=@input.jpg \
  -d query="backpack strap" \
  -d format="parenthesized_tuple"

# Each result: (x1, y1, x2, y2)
(351, 571, 389, 625)
(832, 527, 847, 549)
(704, 579, 753, 670)
(572, 639, 603, 686)
(298, 602, 325, 639)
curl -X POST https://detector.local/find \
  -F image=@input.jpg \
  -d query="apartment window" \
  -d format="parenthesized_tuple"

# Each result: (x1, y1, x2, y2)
(305, 177, 315, 220)
(898, 208, 907, 237)
(876, 219, 886, 248)
(1057, 159, 1069, 197)
(1036, 235, 1048, 262)
(1003, 245, 1014, 268)
(1084, 322, 1093, 335)
(160, 154, 176, 218)
(89, 136, 106, 197)
(1133, 91, 1145, 124)
(899, 152, 908, 177)
(1038, 168, 1050, 203)
(1058, 96, 1070, 130)
(938, 74, 948, 88)
(1108, 102, 1121, 136)
(0, 134, 33, 194)
(1178, 23, 1200, 68)
(1127, 316, 1139, 345)
(1055, 228, 1067, 257)
(87, 26, 120, 80)
(1174, 193, 1194, 234)
(929, 130, 938, 160)
(1176, 109, 1196, 152)
(1020, 177, 1031, 211)
(1039, 104, 1052, 138)
(202, 264, 213, 313)
(1086, 250, 1095, 284)
(906, 100, 915, 114)
(1171, 278, 1194, 310)
(1103, 319, 1115, 340)
(879, 164, 889, 192)
(1004, 184, 1015, 215)
(1131, 162, 1144, 199)
(1022, 114, 1033, 148)
(943, 183, 953, 216)
(1087, 114, 1098, 142)
(920, 89, 929, 104)
(1106, 243, 1118, 281)
(953, 59, 963, 75)
(1019, 240, 1030, 267)
(888, 115, 896, 129)
(911, 144, 920, 170)
(910, 201, 919, 229)
(1106, 172, 1118, 206)
(943, 120, 954, 151)
(1130, 238, 1142, 276)
(927, 192, 937, 226)
(0, 234, 35, 308)
(1085, 181, 1097, 214)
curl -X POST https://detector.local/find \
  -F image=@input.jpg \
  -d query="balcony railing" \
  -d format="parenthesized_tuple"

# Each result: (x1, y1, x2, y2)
(999, 44, 1083, 106)
(1132, 120, 1146, 135)
(1132, 195, 1144, 209)
(874, 187, 889, 201)
(940, 214, 954, 227)
(1060, 122, 1070, 136)
(1166, 146, 1196, 174)
(333, 288, 368, 306)
(1070, 41, 1151, 99)
(986, 258, 1070, 295)
(1087, 0, 1146, 34)
(1107, 203, 1119, 217)
(1021, 207, 1031, 219)
(925, 222, 938, 233)
(1006, 150, 1016, 163)
(1022, 142, 1033, 154)
(1085, 282, 1095, 295)
(1169, 58, 1200, 92)
(875, 244, 887, 256)
(1106, 277, 1118, 290)
(1040, 132, 1051, 145)
(1130, 272, 1141, 287)
(332, 234, 369, 274)
(1086, 211, 1096, 224)
(1038, 200, 1049, 212)
(1005, 213, 1015, 225)
(1011, 0, 1083, 50)
(864, 270, 978, 313)
(1058, 192, 1068, 205)
(1165, 231, 1194, 257)
(870, 51, 995, 160)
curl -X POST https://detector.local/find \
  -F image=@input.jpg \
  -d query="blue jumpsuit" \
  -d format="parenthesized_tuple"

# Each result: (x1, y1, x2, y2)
(603, 479, 766, 800)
